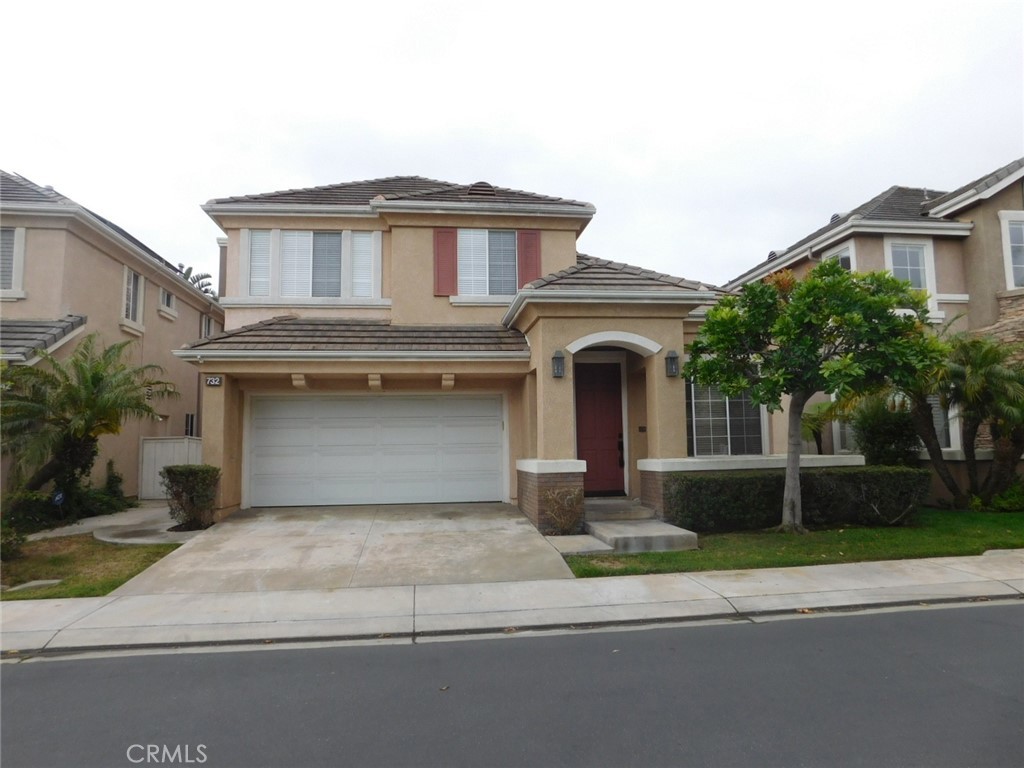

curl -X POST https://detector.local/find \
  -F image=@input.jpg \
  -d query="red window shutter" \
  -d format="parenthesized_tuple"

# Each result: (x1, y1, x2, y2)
(517, 230, 541, 287)
(434, 228, 457, 296)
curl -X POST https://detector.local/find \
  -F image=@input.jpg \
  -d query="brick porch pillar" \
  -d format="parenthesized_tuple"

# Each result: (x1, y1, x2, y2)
(516, 460, 586, 533)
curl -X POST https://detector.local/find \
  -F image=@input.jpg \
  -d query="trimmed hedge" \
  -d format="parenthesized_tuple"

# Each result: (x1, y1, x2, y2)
(664, 466, 932, 532)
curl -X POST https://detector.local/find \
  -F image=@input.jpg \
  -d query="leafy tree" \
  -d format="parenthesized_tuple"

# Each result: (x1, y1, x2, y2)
(1, 335, 176, 495)
(178, 263, 216, 297)
(684, 259, 946, 532)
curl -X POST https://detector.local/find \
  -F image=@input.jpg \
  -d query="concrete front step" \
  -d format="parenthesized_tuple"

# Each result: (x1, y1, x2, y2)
(585, 520, 699, 553)
(583, 499, 657, 522)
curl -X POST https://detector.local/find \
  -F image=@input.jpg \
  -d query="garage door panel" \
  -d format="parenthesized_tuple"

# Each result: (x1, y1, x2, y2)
(249, 395, 503, 507)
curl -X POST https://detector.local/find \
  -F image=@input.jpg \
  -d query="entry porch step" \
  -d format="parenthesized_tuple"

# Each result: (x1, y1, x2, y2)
(583, 498, 657, 522)
(584, 520, 699, 554)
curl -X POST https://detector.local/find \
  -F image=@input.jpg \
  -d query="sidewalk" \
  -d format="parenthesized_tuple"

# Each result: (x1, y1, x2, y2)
(2, 550, 1021, 655)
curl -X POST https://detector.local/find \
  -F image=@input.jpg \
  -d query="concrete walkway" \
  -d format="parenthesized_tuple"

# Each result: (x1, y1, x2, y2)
(2, 550, 1021, 655)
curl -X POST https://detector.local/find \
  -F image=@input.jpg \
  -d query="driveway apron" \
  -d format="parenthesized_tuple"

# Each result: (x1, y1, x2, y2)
(111, 503, 573, 595)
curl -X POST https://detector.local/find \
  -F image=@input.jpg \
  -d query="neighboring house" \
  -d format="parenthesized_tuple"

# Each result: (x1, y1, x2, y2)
(183, 176, 811, 528)
(725, 157, 1024, 493)
(0, 171, 225, 497)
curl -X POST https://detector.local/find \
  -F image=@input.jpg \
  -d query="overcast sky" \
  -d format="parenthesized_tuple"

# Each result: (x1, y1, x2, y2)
(2, 0, 1021, 289)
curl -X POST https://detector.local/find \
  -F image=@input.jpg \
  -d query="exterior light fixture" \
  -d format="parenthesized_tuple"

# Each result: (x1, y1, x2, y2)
(665, 350, 680, 377)
(552, 350, 566, 378)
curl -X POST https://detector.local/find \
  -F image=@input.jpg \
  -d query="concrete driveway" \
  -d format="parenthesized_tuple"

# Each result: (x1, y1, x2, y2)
(112, 504, 573, 595)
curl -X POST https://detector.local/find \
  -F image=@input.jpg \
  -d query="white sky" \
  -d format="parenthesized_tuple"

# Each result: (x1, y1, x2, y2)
(2, 0, 1022, 288)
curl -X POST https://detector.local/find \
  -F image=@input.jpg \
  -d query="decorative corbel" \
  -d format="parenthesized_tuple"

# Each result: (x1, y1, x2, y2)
(441, 373, 455, 391)
(368, 374, 383, 391)
(291, 374, 309, 390)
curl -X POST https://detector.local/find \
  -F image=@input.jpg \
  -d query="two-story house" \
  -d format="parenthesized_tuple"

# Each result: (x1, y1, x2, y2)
(725, 156, 1024, 495)
(177, 177, 747, 529)
(0, 171, 225, 497)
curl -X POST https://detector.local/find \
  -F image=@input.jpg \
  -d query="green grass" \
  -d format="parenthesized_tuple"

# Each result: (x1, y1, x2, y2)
(0, 535, 178, 600)
(567, 509, 1024, 578)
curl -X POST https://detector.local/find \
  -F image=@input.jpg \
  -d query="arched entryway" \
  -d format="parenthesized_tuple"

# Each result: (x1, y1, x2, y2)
(567, 332, 662, 497)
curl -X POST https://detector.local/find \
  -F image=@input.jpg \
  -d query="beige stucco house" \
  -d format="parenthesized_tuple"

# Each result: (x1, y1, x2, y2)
(725, 156, 1024, 488)
(184, 176, 845, 528)
(0, 171, 225, 496)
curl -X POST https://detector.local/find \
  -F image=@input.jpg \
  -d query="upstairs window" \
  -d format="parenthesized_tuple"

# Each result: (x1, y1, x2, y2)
(889, 243, 926, 289)
(201, 314, 214, 338)
(686, 381, 763, 456)
(434, 228, 541, 298)
(0, 228, 13, 290)
(824, 240, 856, 272)
(457, 229, 517, 296)
(246, 229, 378, 299)
(160, 288, 175, 309)
(124, 268, 143, 323)
(1000, 212, 1024, 289)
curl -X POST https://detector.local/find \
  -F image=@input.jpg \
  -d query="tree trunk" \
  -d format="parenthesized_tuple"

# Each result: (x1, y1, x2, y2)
(910, 396, 968, 508)
(961, 416, 981, 497)
(779, 390, 808, 533)
(23, 436, 98, 493)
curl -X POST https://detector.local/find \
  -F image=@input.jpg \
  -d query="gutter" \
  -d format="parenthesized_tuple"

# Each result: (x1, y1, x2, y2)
(173, 349, 532, 362)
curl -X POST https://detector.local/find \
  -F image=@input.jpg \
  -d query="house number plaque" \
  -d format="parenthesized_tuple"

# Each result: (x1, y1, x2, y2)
(205, 376, 223, 387)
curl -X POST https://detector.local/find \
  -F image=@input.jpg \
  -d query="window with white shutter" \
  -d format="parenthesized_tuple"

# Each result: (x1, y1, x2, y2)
(281, 231, 313, 297)
(351, 232, 373, 298)
(247, 230, 378, 299)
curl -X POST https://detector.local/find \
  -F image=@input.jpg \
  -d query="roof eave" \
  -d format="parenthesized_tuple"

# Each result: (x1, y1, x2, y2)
(725, 218, 974, 290)
(924, 165, 1024, 218)
(173, 349, 531, 362)
(502, 289, 721, 326)
(369, 199, 596, 218)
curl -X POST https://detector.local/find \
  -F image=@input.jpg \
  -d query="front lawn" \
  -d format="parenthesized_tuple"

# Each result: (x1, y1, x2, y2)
(567, 509, 1024, 578)
(0, 535, 178, 600)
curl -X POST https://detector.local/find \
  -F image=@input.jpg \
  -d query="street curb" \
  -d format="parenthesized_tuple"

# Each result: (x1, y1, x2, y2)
(4, 592, 1019, 661)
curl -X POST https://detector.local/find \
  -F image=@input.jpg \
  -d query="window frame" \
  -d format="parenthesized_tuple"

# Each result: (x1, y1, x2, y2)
(883, 235, 938, 312)
(686, 380, 767, 457)
(457, 228, 519, 298)
(157, 287, 177, 320)
(998, 210, 1024, 290)
(0, 226, 27, 300)
(240, 228, 383, 303)
(121, 266, 145, 334)
(201, 314, 214, 339)
(823, 239, 857, 272)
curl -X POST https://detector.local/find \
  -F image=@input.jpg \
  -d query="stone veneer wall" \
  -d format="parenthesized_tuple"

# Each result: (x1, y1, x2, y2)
(517, 470, 585, 532)
(989, 292, 1024, 360)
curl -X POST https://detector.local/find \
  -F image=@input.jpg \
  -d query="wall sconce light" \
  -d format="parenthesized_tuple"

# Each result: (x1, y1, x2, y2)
(552, 350, 566, 378)
(665, 350, 680, 378)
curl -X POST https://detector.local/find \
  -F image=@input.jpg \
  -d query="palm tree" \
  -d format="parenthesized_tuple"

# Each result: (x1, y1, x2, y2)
(178, 263, 216, 297)
(1, 334, 176, 493)
(942, 335, 1024, 502)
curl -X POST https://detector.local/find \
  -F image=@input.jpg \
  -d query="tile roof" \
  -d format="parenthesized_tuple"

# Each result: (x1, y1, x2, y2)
(528, 254, 723, 293)
(1, 171, 75, 205)
(184, 317, 529, 354)
(0, 315, 87, 362)
(921, 156, 1024, 213)
(207, 176, 594, 210)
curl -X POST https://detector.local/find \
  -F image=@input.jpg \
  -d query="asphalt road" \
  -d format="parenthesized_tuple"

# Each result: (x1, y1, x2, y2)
(2, 603, 1021, 768)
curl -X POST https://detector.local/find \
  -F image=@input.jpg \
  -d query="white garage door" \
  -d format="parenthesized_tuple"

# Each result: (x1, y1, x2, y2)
(248, 395, 504, 507)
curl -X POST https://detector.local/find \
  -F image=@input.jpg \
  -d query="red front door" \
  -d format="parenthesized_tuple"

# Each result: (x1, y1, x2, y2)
(575, 363, 625, 495)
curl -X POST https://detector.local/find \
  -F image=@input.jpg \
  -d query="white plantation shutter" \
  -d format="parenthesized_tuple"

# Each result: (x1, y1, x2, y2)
(457, 229, 488, 296)
(249, 230, 271, 296)
(281, 231, 312, 297)
(488, 230, 517, 295)
(0, 229, 13, 290)
(351, 232, 373, 298)
(312, 233, 342, 297)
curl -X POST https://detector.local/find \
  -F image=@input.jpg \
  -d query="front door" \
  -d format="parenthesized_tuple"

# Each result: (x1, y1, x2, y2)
(575, 363, 624, 495)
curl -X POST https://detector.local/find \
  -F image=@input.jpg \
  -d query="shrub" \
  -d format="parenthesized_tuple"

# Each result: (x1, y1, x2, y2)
(160, 464, 220, 530)
(542, 487, 584, 535)
(971, 475, 1024, 513)
(849, 395, 922, 466)
(3, 490, 63, 534)
(664, 466, 932, 533)
(103, 459, 130, 508)
(0, 517, 26, 560)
